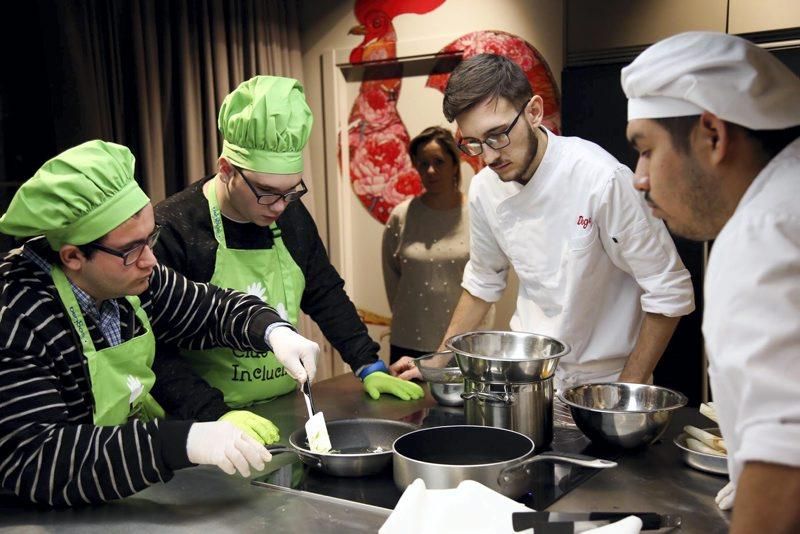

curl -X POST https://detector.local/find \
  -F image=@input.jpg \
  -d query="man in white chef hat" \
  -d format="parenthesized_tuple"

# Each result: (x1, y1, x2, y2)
(622, 31, 800, 532)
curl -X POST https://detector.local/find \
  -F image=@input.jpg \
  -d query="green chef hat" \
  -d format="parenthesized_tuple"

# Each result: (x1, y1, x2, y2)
(218, 76, 314, 174)
(0, 140, 150, 251)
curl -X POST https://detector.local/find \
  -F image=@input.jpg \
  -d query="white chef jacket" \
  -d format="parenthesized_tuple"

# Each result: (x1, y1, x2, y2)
(703, 137, 800, 484)
(462, 128, 695, 390)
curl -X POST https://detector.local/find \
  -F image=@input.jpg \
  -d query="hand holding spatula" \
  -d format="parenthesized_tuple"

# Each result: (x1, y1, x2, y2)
(300, 369, 332, 454)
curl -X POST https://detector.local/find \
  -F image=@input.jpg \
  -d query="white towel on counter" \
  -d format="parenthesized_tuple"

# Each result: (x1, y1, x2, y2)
(379, 479, 532, 534)
(379, 479, 643, 534)
(583, 515, 643, 533)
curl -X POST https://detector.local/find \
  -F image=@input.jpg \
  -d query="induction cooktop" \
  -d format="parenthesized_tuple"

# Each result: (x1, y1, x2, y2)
(252, 405, 618, 511)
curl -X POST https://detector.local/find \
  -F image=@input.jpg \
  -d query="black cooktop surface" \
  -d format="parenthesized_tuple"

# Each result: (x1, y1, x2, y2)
(252, 405, 619, 511)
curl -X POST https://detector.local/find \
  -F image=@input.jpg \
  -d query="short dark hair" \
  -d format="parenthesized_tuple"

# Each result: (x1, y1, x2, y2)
(408, 126, 462, 186)
(443, 54, 532, 122)
(744, 125, 800, 159)
(652, 116, 699, 154)
(41, 242, 99, 265)
(76, 244, 99, 261)
(655, 116, 800, 159)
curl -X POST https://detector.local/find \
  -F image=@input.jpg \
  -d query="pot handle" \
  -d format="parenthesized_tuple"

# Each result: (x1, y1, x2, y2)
(460, 390, 515, 404)
(497, 451, 617, 487)
(267, 446, 324, 469)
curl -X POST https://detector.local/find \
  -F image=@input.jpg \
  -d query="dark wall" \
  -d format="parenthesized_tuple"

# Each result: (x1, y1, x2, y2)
(0, 2, 58, 253)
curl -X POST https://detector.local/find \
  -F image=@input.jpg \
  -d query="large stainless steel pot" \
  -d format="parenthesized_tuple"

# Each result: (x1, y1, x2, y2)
(463, 377, 554, 449)
(392, 426, 616, 498)
(446, 331, 569, 383)
(447, 331, 568, 446)
(274, 418, 417, 477)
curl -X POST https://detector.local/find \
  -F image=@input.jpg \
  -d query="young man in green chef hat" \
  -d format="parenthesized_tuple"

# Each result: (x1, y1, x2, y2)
(153, 75, 423, 408)
(0, 140, 321, 506)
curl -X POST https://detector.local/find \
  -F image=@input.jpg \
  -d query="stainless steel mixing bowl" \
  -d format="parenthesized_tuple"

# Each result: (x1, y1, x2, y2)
(414, 351, 465, 406)
(413, 351, 462, 383)
(560, 383, 688, 449)
(429, 382, 464, 407)
(445, 331, 569, 383)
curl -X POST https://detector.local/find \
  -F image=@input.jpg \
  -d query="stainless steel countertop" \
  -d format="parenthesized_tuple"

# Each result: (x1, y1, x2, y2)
(0, 374, 730, 532)
(547, 408, 731, 533)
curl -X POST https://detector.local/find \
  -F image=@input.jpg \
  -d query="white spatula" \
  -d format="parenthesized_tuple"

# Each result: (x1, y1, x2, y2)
(301, 378, 332, 454)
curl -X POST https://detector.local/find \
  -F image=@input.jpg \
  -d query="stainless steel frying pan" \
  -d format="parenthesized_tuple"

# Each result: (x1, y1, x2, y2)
(270, 418, 417, 477)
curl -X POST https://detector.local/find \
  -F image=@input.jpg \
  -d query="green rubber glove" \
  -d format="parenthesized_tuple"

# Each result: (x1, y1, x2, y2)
(363, 371, 425, 401)
(219, 410, 280, 445)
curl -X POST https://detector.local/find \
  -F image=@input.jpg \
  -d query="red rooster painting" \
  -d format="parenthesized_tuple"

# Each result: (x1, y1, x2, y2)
(346, 1, 561, 224)
(346, 0, 446, 224)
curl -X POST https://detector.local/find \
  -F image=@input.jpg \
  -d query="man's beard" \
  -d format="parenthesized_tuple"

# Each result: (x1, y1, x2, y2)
(667, 155, 726, 241)
(505, 123, 539, 185)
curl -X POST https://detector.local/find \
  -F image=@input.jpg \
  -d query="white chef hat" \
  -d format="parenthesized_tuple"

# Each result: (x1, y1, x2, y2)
(621, 31, 800, 130)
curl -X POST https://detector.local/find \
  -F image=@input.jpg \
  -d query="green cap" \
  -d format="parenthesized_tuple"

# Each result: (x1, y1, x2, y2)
(0, 140, 150, 251)
(218, 76, 313, 174)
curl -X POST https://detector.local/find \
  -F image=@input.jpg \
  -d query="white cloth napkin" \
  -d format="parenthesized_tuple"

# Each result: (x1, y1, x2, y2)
(379, 479, 642, 534)
(379, 479, 533, 534)
(585, 515, 643, 533)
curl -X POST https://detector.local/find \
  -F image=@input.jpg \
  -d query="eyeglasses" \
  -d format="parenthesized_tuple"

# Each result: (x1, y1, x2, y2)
(87, 225, 161, 266)
(233, 165, 308, 206)
(457, 107, 526, 157)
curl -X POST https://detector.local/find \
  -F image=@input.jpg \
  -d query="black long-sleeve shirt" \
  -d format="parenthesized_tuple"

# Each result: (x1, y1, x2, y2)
(153, 178, 380, 416)
(0, 237, 284, 506)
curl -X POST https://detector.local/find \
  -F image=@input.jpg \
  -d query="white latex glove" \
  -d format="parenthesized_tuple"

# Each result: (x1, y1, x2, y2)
(715, 480, 736, 510)
(584, 516, 643, 533)
(186, 421, 272, 477)
(267, 326, 319, 383)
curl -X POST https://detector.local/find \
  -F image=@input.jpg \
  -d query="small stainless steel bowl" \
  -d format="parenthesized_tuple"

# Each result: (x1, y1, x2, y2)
(413, 351, 462, 383)
(674, 427, 728, 475)
(429, 382, 465, 407)
(446, 331, 570, 383)
(414, 352, 464, 406)
(560, 383, 687, 449)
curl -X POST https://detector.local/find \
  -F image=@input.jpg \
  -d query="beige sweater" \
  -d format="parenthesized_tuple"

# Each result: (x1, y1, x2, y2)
(382, 197, 493, 352)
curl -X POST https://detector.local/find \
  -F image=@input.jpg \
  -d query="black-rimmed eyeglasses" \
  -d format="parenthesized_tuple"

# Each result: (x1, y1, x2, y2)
(87, 225, 161, 266)
(233, 165, 308, 206)
(457, 106, 526, 157)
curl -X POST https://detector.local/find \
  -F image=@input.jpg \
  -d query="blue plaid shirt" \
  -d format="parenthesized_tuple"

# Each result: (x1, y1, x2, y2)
(23, 246, 122, 347)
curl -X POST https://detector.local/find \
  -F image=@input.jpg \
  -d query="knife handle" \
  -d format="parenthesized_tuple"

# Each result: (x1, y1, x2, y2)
(587, 512, 664, 529)
(512, 515, 556, 532)
(512, 512, 669, 531)
(512, 521, 574, 534)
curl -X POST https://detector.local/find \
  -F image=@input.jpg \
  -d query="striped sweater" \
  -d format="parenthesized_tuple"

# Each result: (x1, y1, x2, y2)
(0, 237, 283, 507)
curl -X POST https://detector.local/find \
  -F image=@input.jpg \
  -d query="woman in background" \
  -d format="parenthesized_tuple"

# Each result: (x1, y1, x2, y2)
(382, 126, 492, 364)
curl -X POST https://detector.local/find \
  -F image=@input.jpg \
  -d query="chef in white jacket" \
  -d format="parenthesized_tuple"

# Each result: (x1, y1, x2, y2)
(392, 53, 695, 391)
(622, 32, 800, 533)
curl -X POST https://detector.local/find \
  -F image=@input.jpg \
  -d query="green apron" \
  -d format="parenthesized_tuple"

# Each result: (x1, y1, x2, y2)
(52, 266, 164, 426)
(181, 179, 305, 407)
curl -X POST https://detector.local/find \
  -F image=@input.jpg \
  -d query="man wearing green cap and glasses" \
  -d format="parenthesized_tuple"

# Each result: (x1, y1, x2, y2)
(0, 139, 321, 506)
(154, 75, 423, 409)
